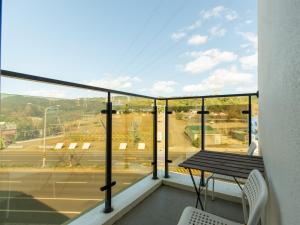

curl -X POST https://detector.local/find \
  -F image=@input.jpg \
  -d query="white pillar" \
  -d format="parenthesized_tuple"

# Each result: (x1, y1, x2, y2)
(258, 0, 300, 224)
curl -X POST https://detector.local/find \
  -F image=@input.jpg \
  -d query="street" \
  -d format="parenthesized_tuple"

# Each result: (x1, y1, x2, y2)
(0, 170, 147, 224)
(0, 149, 158, 224)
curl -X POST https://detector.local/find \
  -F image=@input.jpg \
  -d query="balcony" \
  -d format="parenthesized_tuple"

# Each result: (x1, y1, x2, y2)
(1, 0, 299, 224)
(0, 70, 260, 225)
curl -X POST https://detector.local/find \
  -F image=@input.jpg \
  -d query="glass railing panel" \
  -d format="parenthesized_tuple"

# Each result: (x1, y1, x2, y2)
(111, 95, 153, 196)
(156, 100, 165, 170)
(204, 96, 249, 154)
(0, 77, 106, 224)
(168, 99, 201, 174)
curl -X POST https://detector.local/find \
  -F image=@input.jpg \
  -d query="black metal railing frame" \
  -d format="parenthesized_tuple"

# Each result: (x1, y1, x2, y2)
(0, 69, 258, 212)
(161, 92, 258, 185)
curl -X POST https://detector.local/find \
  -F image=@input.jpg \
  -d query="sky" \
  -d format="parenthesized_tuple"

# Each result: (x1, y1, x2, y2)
(1, 0, 257, 98)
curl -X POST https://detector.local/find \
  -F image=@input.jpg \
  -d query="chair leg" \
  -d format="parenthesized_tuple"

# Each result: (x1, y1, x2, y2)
(204, 175, 214, 210)
(242, 193, 248, 224)
(212, 176, 215, 201)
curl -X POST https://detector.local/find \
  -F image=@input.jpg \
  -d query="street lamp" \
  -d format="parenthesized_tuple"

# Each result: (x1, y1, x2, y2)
(42, 105, 60, 168)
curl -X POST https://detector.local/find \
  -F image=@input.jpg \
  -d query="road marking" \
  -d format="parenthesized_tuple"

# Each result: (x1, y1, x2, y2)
(55, 181, 88, 184)
(123, 182, 132, 185)
(0, 181, 22, 183)
(0, 196, 102, 201)
(0, 209, 81, 214)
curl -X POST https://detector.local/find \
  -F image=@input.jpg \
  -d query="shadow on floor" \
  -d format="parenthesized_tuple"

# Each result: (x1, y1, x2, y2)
(114, 185, 244, 225)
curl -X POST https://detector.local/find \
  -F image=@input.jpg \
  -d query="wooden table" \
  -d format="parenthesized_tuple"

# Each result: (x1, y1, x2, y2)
(179, 150, 265, 210)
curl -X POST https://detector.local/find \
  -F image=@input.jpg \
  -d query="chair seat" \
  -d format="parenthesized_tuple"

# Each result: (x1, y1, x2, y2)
(177, 206, 242, 225)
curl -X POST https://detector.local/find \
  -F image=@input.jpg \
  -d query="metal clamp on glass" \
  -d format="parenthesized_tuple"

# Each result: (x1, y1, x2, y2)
(101, 109, 117, 114)
(197, 111, 209, 114)
(100, 181, 116, 192)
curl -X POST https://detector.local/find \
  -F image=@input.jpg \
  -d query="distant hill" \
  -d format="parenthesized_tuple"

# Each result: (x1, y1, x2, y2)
(1, 93, 14, 99)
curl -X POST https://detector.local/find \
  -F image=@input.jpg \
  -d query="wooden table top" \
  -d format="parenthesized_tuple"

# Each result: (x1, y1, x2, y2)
(179, 150, 264, 179)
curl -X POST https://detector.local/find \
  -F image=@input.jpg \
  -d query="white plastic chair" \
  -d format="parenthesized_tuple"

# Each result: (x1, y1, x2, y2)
(177, 169, 268, 225)
(204, 142, 257, 208)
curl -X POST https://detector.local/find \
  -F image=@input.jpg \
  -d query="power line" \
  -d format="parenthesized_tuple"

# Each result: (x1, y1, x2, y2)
(118, 0, 189, 75)
(134, 41, 183, 75)
(112, 0, 165, 75)
(133, 24, 202, 75)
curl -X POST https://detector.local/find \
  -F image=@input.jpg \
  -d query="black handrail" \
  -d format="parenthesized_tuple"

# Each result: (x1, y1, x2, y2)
(158, 92, 258, 100)
(1, 70, 155, 100)
(1, 69, 258, 100)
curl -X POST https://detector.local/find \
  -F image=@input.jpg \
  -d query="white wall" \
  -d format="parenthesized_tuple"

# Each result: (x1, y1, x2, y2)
(258, 0, 300, 225)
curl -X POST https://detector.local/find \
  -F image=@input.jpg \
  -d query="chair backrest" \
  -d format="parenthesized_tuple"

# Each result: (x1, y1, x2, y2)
(247, 141, 257, 156)
(242, 169, 268, 225)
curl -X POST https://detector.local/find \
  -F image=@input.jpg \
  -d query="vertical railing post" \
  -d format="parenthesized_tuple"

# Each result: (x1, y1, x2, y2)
(200, 97, 205, 186)
(164, 99, 172, 178)
(248, 95, 252, 145)
(104, 92, 113, 213)
(100, 92, 116, 213)
(152, 99, 158, 180)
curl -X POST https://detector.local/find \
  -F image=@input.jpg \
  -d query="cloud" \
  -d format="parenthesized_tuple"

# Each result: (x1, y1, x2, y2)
(238, 32, 258, 70)
(238, 32, 257, 50)
(183, 67, 256, 94)
(26, 89, 67, 99)
(201, 6, 225, 19)
(235, 85, 257, 93)
(151, 81, 177, 94)
(86, 75, 141, 90)
(210, 25, 227, 37)
(171, 19, 201, 41)
(186, 19, 202, 31)
(201, 5, 238, 21)
(239, 53, 257, 70)
(171, 32, 186, 41)
(187, 35, 208, 45)
(183, 49, 238, 74)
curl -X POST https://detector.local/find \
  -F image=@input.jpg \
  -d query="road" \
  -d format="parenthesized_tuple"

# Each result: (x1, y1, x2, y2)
(0, 150, 154, 167)
(0, 149, 158, 224)
(0, 170, 147, 225)
(0, 148, 188, 224)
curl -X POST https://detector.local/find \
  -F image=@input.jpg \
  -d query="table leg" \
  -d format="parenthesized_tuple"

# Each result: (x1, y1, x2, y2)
(188, 169, 204, 210)
(196, 171, 203, 208)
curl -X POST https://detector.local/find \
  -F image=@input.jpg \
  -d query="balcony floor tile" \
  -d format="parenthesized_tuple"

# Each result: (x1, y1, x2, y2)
(114, 185, 244, 225)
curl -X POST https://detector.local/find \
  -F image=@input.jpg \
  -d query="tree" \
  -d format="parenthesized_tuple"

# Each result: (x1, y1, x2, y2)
(0, 137, 5, 150)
